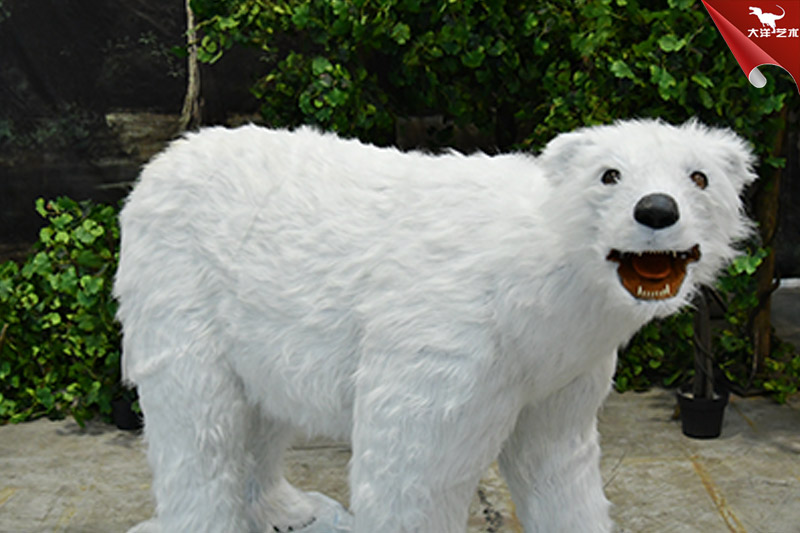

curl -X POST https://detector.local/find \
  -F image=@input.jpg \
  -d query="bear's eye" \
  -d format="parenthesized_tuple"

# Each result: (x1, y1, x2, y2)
(690, 171, 708, 189)
(601, 169, 621, 185)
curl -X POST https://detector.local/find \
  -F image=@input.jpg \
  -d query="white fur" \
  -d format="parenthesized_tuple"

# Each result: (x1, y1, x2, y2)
(114, 119, 756, 532)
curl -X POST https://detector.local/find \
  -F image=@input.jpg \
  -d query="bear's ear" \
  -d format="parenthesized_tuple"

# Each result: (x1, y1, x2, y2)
(537, 129, 596, 181)
(682, 120, 759, 193)
(719, 134, 759, 193)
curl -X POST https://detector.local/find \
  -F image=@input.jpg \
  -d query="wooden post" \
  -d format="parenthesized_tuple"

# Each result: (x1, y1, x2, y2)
(179, 0, 202, 132)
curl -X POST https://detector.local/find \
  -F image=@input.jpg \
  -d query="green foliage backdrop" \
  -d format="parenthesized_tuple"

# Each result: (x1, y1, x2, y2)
(191, 0, 791, 155)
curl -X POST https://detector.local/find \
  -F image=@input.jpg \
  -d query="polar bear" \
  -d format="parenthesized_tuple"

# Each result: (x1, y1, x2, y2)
(114, 119, 756, 533)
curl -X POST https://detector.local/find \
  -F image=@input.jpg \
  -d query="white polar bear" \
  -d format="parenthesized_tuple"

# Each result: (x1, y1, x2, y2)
(114, 119, 756, 533)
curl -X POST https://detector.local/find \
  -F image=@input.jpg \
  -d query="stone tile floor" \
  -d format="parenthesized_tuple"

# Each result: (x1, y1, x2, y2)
(1, 388, 798, 533)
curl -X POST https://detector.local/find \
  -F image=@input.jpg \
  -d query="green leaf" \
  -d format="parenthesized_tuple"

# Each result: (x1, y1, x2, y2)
(291, 3, 311, 28)
(731, 253, 763, 275)
(664, 369, 683, 387)
(698, 88, 714, 109)
(75, 250, 103, 269)
(26, 252, 52, 278)
(218, 16, 238, 30)
(390, 22, 411, 45)
(198, 35, 223, 63)
(54, 267, 79, 294)
(691, 73, 714, 89)
(39, 227, 54, 244)
(657, 34, 685, 52)
(720, 331, 745, 352)
(522, 12, 539, 36)
(73, 219, 104, 245)
(170, 45, 189, 59)
(85, 333, 108, 358)
(80, 275, 104, 296)
(609, 59, 635, 80)
(35, 198, 48, 218)
(35, 386, 55, 410)
(461, 47, 485, 68)
(52, 213, 74, 230)
(53, 197, 79, 213)
(326, 88, 348, 106)
(311, 56, 333, 76)
(42, 312, 62, 328)
(532, 39, 549, 56)
(487, 38, 507, 57)
(764, 155, 786, 169)
(649, 64, 677, 100)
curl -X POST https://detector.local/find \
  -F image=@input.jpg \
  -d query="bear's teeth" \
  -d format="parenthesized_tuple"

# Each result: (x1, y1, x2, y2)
(636, 283, 671, 299)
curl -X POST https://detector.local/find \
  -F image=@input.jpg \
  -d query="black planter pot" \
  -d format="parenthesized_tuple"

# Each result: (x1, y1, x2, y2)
(676, 384, 729, 439)
(111, 398, 143, 431)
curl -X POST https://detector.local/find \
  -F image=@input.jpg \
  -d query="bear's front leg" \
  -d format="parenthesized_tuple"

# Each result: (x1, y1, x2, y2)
(348, 348, 523, 533)
(498, 358, 616, 533)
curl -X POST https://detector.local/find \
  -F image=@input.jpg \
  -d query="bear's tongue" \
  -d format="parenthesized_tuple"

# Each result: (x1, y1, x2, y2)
(631, 254, 672, 280)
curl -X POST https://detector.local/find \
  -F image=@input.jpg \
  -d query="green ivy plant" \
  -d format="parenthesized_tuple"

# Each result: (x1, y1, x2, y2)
(715, 247, 799, 402)
(760, 341, 800, 403)
(0, 198, 123, 425)
(616, 311, 695, 393)
(190, 0, 792, 154)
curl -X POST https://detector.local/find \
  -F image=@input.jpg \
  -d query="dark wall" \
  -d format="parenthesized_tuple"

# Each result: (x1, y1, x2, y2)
(0, 0, 262, 121)
(0, 0, 261, 254)
(1, 1, 183, 128)
(776, 111, 800, 279)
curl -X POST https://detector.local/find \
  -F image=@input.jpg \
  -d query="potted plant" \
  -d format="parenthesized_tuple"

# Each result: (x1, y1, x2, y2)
(676, 287, 730, 439)
(111, 386, 143, 431)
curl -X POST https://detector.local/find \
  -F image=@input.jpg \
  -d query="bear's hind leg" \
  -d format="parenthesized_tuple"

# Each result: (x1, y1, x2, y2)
(135, 356, 252, 532)
(245, 411, 353, 532)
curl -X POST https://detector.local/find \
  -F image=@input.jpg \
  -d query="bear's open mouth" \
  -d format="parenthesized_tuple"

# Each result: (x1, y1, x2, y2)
(606, 245, 701, 300)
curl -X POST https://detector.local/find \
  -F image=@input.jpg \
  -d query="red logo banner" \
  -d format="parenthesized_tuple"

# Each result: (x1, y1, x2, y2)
(702, 1, 800, 92)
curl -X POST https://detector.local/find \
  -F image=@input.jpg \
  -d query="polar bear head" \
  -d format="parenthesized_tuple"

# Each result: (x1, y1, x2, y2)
(538, 119, 758, 319)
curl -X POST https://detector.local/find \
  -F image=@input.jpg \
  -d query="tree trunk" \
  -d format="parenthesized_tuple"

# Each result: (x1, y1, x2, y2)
(179, 0, 201, 132)
(751, 109, 788, 370)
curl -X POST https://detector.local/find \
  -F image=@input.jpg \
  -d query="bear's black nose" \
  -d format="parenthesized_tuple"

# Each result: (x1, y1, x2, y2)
(634, 193, 679, 229)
